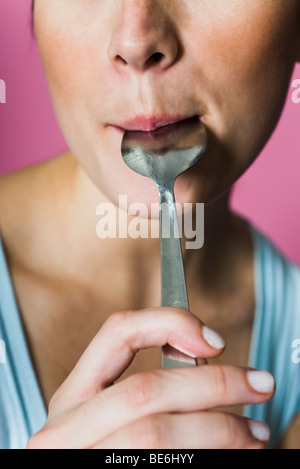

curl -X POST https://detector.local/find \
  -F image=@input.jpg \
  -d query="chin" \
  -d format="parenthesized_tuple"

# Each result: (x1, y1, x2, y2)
(109, 171, 205, 222)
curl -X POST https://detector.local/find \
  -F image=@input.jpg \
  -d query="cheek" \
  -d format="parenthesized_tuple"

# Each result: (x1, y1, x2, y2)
(36, 29, 93, 111)
(35, 3, 110, 124)
(189, 3, 298, 150)
(35, 10, 108, 176)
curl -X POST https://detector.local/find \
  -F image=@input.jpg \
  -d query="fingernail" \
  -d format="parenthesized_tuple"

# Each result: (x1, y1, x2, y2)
(202, 326, 226, 350)
(248, 420, 270, 442)
(247, 370, 275, 393)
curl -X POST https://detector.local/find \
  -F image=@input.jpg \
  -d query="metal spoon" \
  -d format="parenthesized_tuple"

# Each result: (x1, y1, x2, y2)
(121, 117, 207, 368)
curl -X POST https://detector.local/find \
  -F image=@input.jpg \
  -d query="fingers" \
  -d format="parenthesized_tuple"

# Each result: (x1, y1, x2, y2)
(50, 308, 226, 412)
(41, 365, 274, 448)
(92, 412, 270, 449)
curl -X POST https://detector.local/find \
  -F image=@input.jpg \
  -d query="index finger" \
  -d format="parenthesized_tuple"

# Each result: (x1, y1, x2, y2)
(51, 307, 226, 413)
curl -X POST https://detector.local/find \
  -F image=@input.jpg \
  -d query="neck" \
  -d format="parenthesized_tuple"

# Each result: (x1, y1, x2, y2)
(58, 153, 252, 313)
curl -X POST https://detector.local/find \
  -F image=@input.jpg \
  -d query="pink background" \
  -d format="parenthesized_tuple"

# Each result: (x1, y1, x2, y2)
(1, 0, 300, 265)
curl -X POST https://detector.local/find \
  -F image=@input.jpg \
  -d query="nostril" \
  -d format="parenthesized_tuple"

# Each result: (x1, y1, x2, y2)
(152, 52, 164, 62)
(145, 52, 165, 68)
(115, 55, 128, 65)
(112, 51, 166, 70)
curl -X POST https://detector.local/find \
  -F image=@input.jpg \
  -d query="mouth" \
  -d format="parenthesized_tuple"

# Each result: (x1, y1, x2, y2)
(112, 115, 201, 132)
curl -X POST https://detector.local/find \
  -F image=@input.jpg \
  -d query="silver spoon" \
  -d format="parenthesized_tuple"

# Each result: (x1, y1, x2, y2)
(121, 117, 207, 368)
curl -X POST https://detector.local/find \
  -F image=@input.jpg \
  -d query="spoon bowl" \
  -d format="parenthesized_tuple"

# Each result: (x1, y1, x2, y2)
(121, 117, 207, 185)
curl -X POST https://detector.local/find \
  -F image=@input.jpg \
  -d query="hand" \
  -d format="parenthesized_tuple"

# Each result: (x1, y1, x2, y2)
(27, 307, 274, 449)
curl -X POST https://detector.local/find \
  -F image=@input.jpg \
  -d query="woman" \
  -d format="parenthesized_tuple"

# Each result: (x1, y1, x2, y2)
(0, 0, 299, 449)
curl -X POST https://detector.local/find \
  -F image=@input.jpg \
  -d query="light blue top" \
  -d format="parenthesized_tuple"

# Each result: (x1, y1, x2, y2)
(0, 223, 299, 449)
(245, 225, 300, 448)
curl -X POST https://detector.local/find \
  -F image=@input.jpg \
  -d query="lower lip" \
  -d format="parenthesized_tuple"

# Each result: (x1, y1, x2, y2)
(112, 115, 200, 133)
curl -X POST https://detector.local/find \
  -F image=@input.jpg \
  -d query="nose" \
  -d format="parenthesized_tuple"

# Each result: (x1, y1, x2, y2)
(108, 0, 180, 73)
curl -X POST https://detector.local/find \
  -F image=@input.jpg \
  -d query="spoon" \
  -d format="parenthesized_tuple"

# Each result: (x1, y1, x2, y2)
(121, 117, 207, 368)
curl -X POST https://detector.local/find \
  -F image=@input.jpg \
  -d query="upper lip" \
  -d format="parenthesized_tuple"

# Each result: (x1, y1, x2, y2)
(113, 115, 200, 132)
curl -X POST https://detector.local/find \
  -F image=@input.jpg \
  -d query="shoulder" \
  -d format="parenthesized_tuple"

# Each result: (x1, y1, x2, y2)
(0, 152, 72, 221)
(246, 223, 300, 448)
(249, 222, 300, 341)
(0, 158, 51, 246)
(0, 152, 72, 271)
(250, 223, 300, 278)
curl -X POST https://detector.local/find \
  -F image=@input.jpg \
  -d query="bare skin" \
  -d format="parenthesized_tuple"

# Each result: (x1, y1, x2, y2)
(0, 151, 298, 448)
(0, 151, 255, 405)
(1, 0, 300, 449)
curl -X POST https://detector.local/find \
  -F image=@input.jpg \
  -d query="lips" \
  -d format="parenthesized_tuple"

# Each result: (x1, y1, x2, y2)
(113, 115, 200, 132)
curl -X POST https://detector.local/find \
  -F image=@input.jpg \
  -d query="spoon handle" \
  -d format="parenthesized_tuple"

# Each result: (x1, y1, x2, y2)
(159, 186, 197, 369)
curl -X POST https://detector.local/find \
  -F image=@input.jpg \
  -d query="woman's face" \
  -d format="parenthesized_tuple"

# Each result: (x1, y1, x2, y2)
(34, 0, 300, 210)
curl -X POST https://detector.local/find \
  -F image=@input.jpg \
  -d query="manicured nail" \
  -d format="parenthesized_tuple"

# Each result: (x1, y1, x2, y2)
(248, 420, 270, 442)
(202, 326, 226, 350)
(247, 370, 275, 393)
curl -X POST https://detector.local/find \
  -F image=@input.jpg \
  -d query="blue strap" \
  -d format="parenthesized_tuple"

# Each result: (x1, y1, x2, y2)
(0, 232, 47, 448)
(245, 225, 300, 448)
